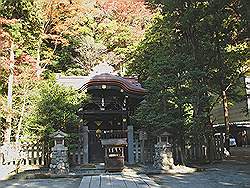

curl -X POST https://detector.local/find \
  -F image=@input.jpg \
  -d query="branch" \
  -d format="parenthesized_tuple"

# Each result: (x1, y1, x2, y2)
(209, 95, 222, 114)
(225, 3, 241, 19)
(225, 83, 232, 92)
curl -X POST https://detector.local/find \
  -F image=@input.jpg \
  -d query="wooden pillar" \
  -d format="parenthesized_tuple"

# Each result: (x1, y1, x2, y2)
(82, 126, 88, 164)
(127, 125, 135, 164)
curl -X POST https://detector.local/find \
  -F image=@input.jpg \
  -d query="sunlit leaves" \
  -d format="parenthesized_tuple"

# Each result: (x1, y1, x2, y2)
(23, 81, 88, 137)
(128, 0, 248, 145)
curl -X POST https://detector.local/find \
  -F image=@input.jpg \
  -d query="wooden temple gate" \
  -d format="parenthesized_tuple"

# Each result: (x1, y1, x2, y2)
(0, 63, 224, 171)
(56, 65, 147, 165)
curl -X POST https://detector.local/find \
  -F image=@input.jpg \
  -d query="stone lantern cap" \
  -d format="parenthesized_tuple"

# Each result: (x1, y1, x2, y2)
(159, 131, 172, 136)
(49, 130, 68, 138)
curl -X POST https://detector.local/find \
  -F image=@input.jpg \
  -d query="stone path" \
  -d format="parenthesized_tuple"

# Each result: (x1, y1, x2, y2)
(79, 174, 160, 188)
(2, 147, 249, 188)
(150, 147, 250, 188)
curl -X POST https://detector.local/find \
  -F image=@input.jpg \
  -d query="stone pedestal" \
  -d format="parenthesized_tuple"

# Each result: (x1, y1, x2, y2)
(153, 142, 174, 170)
(50, 144, 69, 174)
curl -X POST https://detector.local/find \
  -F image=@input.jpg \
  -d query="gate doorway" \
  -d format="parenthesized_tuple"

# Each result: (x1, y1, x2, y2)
(88, 130, 104, 162)
(88, 121, 112, 163)
(87, 120, 127, 163)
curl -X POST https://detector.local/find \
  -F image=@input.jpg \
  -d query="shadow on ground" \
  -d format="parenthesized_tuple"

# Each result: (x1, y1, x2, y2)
(0, 178, 82, 188)
(150, 147, 250, 188)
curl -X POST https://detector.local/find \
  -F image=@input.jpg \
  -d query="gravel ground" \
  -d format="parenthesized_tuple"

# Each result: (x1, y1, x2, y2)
(1, 147, 249, 188)
(150, 147, 250, 188)
(0, 178, 81, 188)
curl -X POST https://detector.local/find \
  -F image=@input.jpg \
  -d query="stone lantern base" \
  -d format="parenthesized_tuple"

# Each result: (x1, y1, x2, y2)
(49, 144, 69, 174)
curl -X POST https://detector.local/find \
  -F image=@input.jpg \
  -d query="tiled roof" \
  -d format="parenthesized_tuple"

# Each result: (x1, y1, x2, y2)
(56, 76, 89, 89)
(80, 73, 146, 94)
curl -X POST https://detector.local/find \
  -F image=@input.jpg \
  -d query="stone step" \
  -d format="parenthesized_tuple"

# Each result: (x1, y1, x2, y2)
(70, 163, 105, 175)
(70, 169, 106, 174)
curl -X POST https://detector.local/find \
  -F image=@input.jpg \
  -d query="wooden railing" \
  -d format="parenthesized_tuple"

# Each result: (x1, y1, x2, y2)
(69, 151, 83, 165)
(133, 134, 224, 164)
(20, 142, 50, 166)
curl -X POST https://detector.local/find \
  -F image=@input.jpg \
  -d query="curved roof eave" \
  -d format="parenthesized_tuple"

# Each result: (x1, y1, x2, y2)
(80, 80, 146, 95)
(79, 74, 147, 96)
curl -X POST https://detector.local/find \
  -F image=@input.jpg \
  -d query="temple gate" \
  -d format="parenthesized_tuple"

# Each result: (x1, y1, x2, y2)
(57, 63, 146, 164)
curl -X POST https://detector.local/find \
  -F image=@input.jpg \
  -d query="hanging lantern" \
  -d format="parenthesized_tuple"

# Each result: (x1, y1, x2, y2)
(96, 129, 102, 138)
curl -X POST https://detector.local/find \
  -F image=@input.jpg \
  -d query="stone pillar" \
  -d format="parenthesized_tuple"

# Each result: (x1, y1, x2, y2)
(82, 126, 88, 164)
(153, 143, 174, 170)
(50, 145, 69, 174)
(127, 125, 135, 164)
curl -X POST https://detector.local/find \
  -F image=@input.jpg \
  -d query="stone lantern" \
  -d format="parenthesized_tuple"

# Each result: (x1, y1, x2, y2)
(153, 132, 174, 170)
(49, 130, 69, 174)
(52, 130, 67, 146)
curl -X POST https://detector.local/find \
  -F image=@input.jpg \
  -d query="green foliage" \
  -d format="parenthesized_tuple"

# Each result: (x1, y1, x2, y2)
(0, 0, 153, 142)
(129, 0, 249, 150)
(1, 0, 247, 152)
(23, 80, 89, 137)
(47, 0, 153, 76)
(0, 0, 42, 53)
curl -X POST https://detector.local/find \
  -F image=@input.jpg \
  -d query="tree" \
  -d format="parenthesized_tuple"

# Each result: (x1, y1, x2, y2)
(23, 81, 88, 138)
(96, 0, 153, 73)
(0, 17, 18, 143)
(128, 13, 195, 164)
(12, 53, 38, 141)
(0, 14, 39, 143)
(128, 0, 248, 163)
(0, 0, 153, 143)
(48, 0, 153, 76)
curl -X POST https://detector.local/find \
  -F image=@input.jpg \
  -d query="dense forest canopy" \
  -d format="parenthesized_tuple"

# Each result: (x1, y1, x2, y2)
(0, 0, 153, 142)
(128, 0, 249, 154)
(0, 0, 249, 159)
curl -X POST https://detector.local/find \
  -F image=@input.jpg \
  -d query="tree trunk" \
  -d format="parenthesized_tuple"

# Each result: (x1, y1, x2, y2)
(222, 90, 230, 152)
(16, 91, 27, 142)
(179, 143, 185, 165)
(208, 135, 215, 162)
(207, 121, 215, 162)
(5, 41, 15, 143)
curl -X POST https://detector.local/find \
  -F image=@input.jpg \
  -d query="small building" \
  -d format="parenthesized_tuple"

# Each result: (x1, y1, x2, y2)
(57, 63, 146, 165)
(212, 76, 250, 146)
